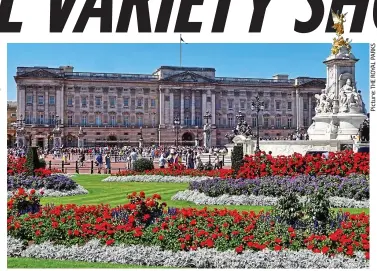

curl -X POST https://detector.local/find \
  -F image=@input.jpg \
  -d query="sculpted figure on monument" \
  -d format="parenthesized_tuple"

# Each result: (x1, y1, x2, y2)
(340, 78, 354, 94)
(314, 89, 327, 113)
(339, 91, 349, 112)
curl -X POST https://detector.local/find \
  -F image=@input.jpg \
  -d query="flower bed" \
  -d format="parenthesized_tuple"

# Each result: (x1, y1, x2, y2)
(7, 192, 369, 261)
(103, 175, 208, 183)
(188, 174, 369, 201)
(112, 167, 232, 178)
(7, 174, 88, 197)
(172, 190, 369, 208)
(237, 151, 369, 178)
(7, 236, 368, 269)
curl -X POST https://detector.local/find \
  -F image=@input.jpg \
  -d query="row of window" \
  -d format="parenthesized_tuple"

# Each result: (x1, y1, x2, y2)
(26, 95, 55, 105)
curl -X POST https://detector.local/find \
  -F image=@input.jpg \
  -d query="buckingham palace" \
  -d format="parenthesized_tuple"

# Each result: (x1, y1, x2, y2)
(14, 65, 326, 148)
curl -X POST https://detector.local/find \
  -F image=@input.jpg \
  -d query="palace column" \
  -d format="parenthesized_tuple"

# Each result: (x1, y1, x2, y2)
(44, 86, 49, 125)
(159, 88, 165, 128)
(202, 90, 207, 119)
(17, 85, 25, 118)
(180, 89, 184, 123)
(169, 90, 174, 125)
(211, 91, 216, 126)
(308, 95, 312, 125)
(32, 87, 37, 124)
(296, 89, 300, 128)
(191, 92, 195, 126)
(291, 90, 296, 129)
(60, 85, 65, 124)
(299, 94, 304, 128)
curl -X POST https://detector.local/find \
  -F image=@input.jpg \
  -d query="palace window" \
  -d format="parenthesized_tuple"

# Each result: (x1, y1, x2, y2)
(124, 116, 129, 127)
(240, 101, 245, 110)
(276, 117, 281, 128)
(184, 97, 190, 109)
(151, 99, 156, 107)
(252, 117, 257, 128)
(124, 98, 129, 107)
(206, 97, 211, 103)
(81, 115, 87, 126)
(264, 102, 269, 110)
(287, 118, 292, 128)
(287, 101, 292, 110)
(110, 115, 116, 126)
(137, 98, 143, 107)
(304, 117, 308, 127)
(275, 101, 281, 110)
(312, 100, 316, 109)
(49, 96, 55, 105)
(49, 114, 55, 125)
(82, 97, 87, 107)
(263, 118, 269, 128)
(228, 100, 233, 109)
(38, 96, 44, 105)
(109, 97, 116, 107)
(137, 115, 143, 126)
(67, 115, 73, 126)
(67, 97, 73, 106)
(95, 115, 101, 126)
(228, 116, 234, 127)
(25, 112, 32, 124)
(304, 101, 308, 110)
(184, 116, 190, 126)
(95, 97, 101, 106)
(39, 114, 44, 124)
(27, 95, 33, 105)
(195, 115, 202, 126)
(216, 100, 221, 110)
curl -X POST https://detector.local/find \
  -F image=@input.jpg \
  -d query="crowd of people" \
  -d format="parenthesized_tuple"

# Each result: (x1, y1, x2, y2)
(7, 145, 228, 173)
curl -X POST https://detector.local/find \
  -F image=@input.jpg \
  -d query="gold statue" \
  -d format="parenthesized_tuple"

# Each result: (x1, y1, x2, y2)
(330, 10, 351, 55)
(331, 10, 347, 36)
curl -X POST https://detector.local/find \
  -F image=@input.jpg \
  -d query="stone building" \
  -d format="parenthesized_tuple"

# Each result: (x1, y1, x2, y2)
(7, 101, 17, 147)
(14, 65, 325, 148)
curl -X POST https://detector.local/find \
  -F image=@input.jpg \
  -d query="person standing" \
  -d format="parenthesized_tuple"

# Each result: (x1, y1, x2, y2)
(130, 148, 138, 170)
(158, 154, 166, 169)
(96, 153, 103, 174)
(187, 150, 195, 169)
(105, 152, 111, 174)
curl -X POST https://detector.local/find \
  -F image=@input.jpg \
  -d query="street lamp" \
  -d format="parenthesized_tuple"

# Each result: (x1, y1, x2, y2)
(173, 116, 181, 146)
(139, 126, 143, 140)
(152, 112, 156, 128)
(251, 96, 264, 152)
(204, 111, 212, 125)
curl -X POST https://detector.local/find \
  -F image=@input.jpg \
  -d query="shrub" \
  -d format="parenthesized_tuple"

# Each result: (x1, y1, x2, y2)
(305, 189, 331, 232)
(39, 159, 46, 169)
(231, 145, 244, 175)
(274, 192, 303, 226)
(133, 158, 154, 172)
(25, 147, 42, 175)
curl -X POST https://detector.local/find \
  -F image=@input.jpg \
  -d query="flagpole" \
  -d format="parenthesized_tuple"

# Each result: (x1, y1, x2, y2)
(180, 34, 182, 67)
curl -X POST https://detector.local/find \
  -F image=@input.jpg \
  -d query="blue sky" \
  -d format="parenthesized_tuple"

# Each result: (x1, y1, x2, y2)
(7, 43, 370, 108)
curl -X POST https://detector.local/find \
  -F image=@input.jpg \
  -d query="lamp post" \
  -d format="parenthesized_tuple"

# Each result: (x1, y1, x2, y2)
(204, 111, 212, 125)
(251, 96, 264, 152)
(173, 116, 181, 146)
(152, 112, 156, 128)
(195, 126, 199, 146)
(16, 114, 26, 148)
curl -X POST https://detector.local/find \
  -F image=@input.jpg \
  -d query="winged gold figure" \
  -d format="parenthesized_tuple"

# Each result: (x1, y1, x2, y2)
(331, 10, 347, 36)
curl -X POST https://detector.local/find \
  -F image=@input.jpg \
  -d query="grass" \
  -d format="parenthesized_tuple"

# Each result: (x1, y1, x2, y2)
(38, 174, 369, 214)
(7, 257, 166, 268)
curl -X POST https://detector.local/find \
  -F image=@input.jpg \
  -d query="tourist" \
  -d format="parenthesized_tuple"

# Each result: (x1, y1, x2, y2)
(105, 152, 111, 174)
(187, 150, 195, 169)
(130, 148, 138, 170)
(158, 154, 166, 169)
(95, 153, 103, 174)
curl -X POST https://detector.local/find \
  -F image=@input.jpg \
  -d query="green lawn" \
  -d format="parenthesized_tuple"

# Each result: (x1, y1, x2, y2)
(7, 257, 165, 268)
(37, 174, 369, 214)
(9, 174, 369, 268)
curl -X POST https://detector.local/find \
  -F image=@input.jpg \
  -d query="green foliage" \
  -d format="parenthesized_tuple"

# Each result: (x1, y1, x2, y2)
(25, 147, 41, 175)
(39, 159, 46, 169)
(305, 189, 331, 223)
(274, 192, 304, 226)
(231, 145, 244, 175)
(133, 158, 154, 172)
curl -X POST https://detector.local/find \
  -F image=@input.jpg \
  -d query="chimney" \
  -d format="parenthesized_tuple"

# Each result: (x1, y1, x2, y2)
(60, 66, 74, 73)
(272, 74, 289, 81)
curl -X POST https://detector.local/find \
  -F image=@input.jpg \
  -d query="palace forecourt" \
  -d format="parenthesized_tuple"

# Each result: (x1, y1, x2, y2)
(15, 65, 324, 148)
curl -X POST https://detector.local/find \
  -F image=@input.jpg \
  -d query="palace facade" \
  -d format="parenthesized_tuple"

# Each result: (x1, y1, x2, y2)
(15, 65, 325, 148)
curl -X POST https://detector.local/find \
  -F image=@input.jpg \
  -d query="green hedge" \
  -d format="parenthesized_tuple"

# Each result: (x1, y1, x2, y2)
(231, 145, 244, 175)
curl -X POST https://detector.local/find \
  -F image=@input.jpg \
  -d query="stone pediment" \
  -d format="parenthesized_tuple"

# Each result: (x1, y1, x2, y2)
(162, 71, 214, 83)
(298, 79, 326, 88)
(17, 69, 61, 79)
